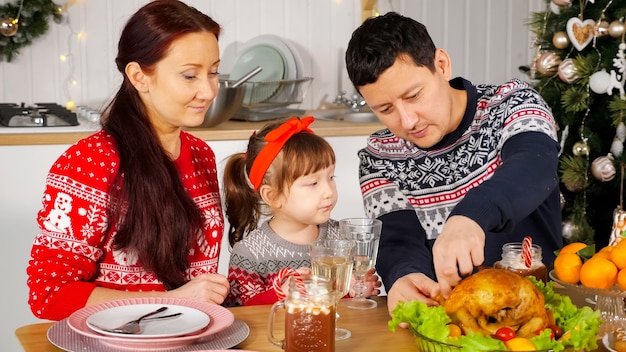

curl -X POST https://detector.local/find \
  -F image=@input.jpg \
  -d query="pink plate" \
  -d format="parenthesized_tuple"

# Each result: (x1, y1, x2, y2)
(67, 297, 234, 350)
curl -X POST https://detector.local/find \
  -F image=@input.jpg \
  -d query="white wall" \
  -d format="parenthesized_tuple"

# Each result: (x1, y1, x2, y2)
(0, 0, 544, 110)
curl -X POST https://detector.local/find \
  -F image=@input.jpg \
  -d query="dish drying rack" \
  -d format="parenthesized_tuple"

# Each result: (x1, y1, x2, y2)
(232, 77, 313, 122)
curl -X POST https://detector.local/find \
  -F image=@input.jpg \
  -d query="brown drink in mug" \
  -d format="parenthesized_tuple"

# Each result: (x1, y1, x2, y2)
(268, 276, 336, 352)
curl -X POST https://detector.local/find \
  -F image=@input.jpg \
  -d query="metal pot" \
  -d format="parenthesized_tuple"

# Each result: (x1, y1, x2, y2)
(200, 81, 246, 128)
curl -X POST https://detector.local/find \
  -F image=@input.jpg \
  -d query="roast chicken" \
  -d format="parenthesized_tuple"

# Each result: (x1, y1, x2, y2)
(440, 268, 554, 338)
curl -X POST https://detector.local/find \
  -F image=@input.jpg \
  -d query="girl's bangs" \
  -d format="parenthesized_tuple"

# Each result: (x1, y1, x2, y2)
(282, 134, 336, 183)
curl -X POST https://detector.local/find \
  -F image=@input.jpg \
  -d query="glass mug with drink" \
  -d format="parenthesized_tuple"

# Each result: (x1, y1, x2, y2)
(339, 218, 382, 310)
(309, 239, 355, 340)
(268, 276, 336, 352)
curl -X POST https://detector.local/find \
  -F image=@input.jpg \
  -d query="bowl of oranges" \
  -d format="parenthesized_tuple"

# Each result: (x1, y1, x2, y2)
(552, 241, 626, 297)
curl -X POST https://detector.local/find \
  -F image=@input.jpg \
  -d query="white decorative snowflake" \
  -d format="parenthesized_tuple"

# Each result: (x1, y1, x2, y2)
(203, 207, 223, 229)
(610, 43, 626, 99)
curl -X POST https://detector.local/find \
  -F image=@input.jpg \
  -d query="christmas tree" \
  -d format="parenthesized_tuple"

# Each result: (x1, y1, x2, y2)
(522, 0, 626, 246)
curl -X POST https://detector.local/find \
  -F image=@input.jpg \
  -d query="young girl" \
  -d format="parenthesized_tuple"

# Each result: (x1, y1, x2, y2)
(222, 116, 380, 306)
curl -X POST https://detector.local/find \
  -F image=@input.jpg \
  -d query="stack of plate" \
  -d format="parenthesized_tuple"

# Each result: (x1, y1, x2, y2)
(46, 297, 251, 351)
(230, 34, 305, 108)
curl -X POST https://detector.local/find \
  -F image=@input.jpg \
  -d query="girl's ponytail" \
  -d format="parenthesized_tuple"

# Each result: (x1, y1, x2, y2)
(223, 153, 262, 246)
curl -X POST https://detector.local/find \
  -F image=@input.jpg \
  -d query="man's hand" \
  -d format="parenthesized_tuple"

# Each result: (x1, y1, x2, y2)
(386, 272, 440, 324)
(432, 215, 485, 297)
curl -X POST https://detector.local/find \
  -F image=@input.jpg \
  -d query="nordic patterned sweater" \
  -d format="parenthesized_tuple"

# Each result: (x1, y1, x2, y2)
(27, 130, 224, 320)
(225, 219, 340, 306)
(359, 78, 563, 290)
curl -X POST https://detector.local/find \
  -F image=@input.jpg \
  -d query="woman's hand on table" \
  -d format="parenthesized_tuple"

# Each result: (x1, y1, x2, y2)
(169, 273, 230, 304)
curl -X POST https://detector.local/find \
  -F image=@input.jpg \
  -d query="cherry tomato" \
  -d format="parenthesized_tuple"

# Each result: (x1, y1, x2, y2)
(535, 327, 555, 339)
(494, 327, 516, 341)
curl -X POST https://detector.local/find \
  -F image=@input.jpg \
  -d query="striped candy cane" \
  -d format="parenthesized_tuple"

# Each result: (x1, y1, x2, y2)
(522, 236, 533, 268)
(272, 268, 305, 300)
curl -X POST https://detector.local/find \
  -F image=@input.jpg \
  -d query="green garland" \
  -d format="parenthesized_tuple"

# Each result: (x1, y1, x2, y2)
(0, 0, 64, 62)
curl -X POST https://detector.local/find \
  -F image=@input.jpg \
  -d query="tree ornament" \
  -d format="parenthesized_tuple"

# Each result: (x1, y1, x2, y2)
(595, 20, 610, 38)
(609, 20, 625, 38)
(591, 155, 616, 182)
(0, 0, 64, 62)
(0, 17, 17, 37)
(552, 31, 570, 49)
(552, 0, 572, 6)
(562, 220, 577, 240)
(558, 58, 579, 83)
(617, 122, 626, 142)
(612, 137, 624, 157)
(572, 141, 590, 156)
(536, 52, 561, 76)
(564, 180, 584, 192)
(610, 209, 626, 245)
(589, 70, 612, 94)
(560, 192, 566, 210)
(608, 42, 626, 100)
(567, 17, 596, 51)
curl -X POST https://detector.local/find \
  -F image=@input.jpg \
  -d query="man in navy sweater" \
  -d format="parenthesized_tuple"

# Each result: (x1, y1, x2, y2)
(345, 12, 563, 314)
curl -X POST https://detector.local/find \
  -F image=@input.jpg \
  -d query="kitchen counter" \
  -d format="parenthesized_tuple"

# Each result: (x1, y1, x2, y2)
(0, 117, 385, 146)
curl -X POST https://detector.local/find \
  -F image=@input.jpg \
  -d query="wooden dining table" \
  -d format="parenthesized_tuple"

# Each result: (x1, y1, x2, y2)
(15, 293, 611, 352)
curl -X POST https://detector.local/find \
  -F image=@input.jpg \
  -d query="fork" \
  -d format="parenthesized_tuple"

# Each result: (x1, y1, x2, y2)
(92, 306, 171, 334)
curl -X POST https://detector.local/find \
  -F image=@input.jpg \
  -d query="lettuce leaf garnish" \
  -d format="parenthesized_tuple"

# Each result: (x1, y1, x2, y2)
(389, 277, 602, 352)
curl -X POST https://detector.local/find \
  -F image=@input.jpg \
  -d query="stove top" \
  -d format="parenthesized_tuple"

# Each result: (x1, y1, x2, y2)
(0, 103, 79, 127)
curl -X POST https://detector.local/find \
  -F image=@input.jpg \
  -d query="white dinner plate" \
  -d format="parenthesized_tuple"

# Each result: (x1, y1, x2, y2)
(87, 303, 209, 338)
(240, 34, 304, 103)
(66, 297, 234, 350)
(604, 332, 618, 352)
(230, 44, 286, 103)
(230, 44, 286, 83)
(242, 34, 300, 80)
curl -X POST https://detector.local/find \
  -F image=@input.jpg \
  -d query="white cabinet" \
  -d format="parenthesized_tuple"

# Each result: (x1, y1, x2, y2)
(0, 135, 368, 351)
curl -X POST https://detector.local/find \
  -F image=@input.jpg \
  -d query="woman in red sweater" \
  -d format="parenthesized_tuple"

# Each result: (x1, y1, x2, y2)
(26, 0, 229, 320)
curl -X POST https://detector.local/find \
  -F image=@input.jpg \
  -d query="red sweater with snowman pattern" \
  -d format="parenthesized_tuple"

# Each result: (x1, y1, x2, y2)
(26, 130, 224, 320)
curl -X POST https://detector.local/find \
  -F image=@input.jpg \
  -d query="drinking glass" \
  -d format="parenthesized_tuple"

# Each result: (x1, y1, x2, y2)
(339, 218, 382, 310)
(309, 239, 355, 340)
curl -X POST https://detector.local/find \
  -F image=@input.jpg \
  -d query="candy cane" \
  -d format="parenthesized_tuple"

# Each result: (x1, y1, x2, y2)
(272, 267, 305, 300)
(522, 236, 533, 268)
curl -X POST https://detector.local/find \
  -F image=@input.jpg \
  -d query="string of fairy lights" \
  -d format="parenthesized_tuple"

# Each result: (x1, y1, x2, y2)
(57, 0, 84, 111)
(1, 0, 84, 110)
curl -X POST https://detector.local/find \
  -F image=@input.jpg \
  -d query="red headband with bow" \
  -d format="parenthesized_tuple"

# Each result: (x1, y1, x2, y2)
(249, 116, 315, 191)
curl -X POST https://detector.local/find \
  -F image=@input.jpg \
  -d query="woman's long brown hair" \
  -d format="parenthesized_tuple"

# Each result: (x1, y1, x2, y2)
(223, 119, 336, 247)
(101, 0, 221, 290)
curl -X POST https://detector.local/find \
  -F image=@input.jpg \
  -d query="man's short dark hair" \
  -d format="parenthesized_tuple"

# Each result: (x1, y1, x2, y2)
(345, 12, 437, 89)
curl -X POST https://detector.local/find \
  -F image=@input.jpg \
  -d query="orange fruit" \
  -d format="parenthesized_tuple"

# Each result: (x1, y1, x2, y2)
(580, 257, 618, 289)
(554, 252, 583, 284)
(619, 268, 626, 290)
(611, 241, 626, 269)
(601, 245, 615, 252)
(593, 250, 613, 260)
(505, 337, 536, 351)
(560, 242, 588, 254)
